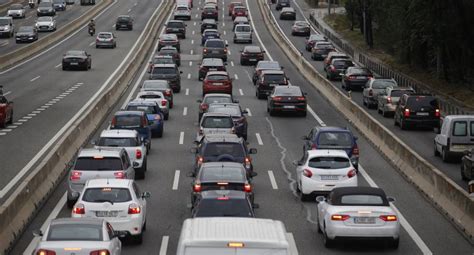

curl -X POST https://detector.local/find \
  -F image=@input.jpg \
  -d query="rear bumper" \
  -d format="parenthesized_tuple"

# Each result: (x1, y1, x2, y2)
(326, 222, 399, 240)
(404, 118, 440, 128)
(301, 175, 357, 195)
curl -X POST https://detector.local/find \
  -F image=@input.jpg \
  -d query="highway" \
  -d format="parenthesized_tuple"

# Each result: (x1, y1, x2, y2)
(3, 0, 473, 254)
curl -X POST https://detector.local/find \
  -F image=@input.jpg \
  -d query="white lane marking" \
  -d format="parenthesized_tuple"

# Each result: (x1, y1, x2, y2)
(223, 30, 226, 35)
(225, 39, 228, 45)
(286, 233, 299, 255)
(112, 24, 116, 28)
(134, 2, 137, 6)
(222, 22, 225, 27)
(1, 129, 12, 132)
(307, 105, 325, 126)
(159, 236, 169, 255)
(32, 111, 41, 114)
(23, 192, 66, 255)
(228, 49, 231, 55)
(179, 131, 184, 145)
(185, 88, 189, 95)
(3, 91, 11, 96)
(0, 133, 6, 136)
(245, 108, 252, 116)
(18, 119, 28, 122)
(268, 170, 278, 189)
(172, 170, 180, 190)
(13, 122, 23, 125)
(193, 21, 196, 26)
(245, 70, 253, 81)
(89, 41, 95, 46)
(192, 30, 195, 35)
(0, 0, 165, 199)
(189, 61, 193, 66)
(28, 113, 36, 117)
(127, 8, 131, 13)
(195, 13, 198, 18)
(255, 133, 263, 145)
(55, 63, 61, 68)
(247, 0, 273, 61)
(30, 76, 40, 82)
(230, 61, 234, 66)
(187, 73, 191, 79)
(234, 74, 238, 80)
(191, 39, 194, 44)
(239, 88, 244, 96)
(6, 126, 17, 129)
(183, 107, 188, 116)
(190, 49, 194, 55)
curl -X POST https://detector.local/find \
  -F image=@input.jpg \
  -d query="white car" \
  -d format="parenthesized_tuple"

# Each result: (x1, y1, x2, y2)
(72, 179, 150, 244)
(33, 218, 123, 255)
(197, 112, 235, 141)
(35, 16, 57, 32)
(135, 91, 169, 119)
(7, 4, 26, 18)
(174, 4, 191, 20)
(316, 187, 400, 249)
(295, 150, 357, 200)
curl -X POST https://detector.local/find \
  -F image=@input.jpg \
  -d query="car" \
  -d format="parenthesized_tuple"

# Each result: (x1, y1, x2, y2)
(204, 0, 218, 6)
(15, 26, 38, 43)
(324, 52, 350, 67)
(96, 32, 117, 48)
(275, 0, 290, 10)
(362, 78, 398, 108)
(232, 16, 249, 31)
(0, 17, 14, 38)
(0, 93, 13, 128)
(157, 46, 181, 66)
(7, 4, 26, 18)
(177, 0, 192, 8)
(158, 33, 180, 52)
(149, 63, 182, 92)
(302, 126, 360, 169)
(35, 16, 57, 32)
(461, 149, 474, 181)
(148, 55, 175, 73)
(198, 58, 226, 80)
(192, 134, 257, 176)
(125, 100, 165, 137)
(72, 179, 150, 244)
(305, 34, 326, 51)
(116, 15, 133, 30)
(228, 1, 243, 16)
(377, 87, 414, 117)
(291, 21, 310, 36)
(295, 150, 357, 200)
(110, 111, 152, 151)
(434, 115, 474, 162)
(233, 24, 252, 43)
(141, 79, 174, 108)
(165, 20, 187, 39)
(95, 129, 148, 178)
(201, 29, 220, 45)
(80, 0, 96, 5)
(174, 4, 191, 20)
(33, 218, 123, 255)
(202, 71, 233, 95)
(203, 39, 228, 61)
(279, 7, 296, 20)
(341, 67, 373, 91)
(240, 46, 264, 66)
(52, 0, 66, 11)
(135, 92, 170, 120)
(267, 85, 307, 116)
(197, 93, 237, 120)
(66, 148, 136, 207)
(207, 103, 248, 140)
(255, 70, 289, 99)
(62, 50, 91, 70)
(191, 162, 256, 204)
(201, 4, 218, 20)
(311, 41, 336, 60)
(36, 2, 55, 16)
(191, 190, 256, 217)
(200, 19, 218, 33)
(231, 6, 247, 20)
(198, 113, 235, 140)
(316, 187, 400, 249)
(252, 60, 282, 84)
(325, 58, 354, 81)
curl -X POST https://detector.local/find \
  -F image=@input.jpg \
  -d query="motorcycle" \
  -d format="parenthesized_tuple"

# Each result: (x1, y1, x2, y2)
(28, 0, 35, 8)
(88, 26, 95, 36)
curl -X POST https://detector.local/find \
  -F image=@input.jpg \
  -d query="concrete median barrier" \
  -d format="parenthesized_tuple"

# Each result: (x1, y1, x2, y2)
(0, 0, 174, 253)
(257, 0, 474, 240)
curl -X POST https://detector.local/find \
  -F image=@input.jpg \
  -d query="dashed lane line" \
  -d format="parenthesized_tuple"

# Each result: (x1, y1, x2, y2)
(179, 131, 184, 145)
(172, 170, 180, 190)
(268, 170, 279, 189)
(183, 107, 188, 116)
(159, 236, 169, 255)
(245, 108, 252, 116)
(255, 133, 263, 145)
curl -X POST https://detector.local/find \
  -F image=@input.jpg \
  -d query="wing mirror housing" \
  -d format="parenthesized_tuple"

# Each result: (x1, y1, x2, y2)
(315, 196, 326, 203)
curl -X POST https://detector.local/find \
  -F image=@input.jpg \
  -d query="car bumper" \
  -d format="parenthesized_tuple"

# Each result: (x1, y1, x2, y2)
(344, 80, 368, 89)
(37, 26, 55, 32)
(16, 37, 35, 42)
(292, 30, 310, 35)
(203, 53, 227, 60)
(382, 104, 397, 113)
(404, 118, 440, 128)
(234, 35, 252, 42)
(202, 14, 218, 19)
(301, 175, 358, 195)
(271, 104, 307, 113)
(116, 24, 132, 29)
(8, 13, 23, 18)
(174, 14, 191, 20)
(203, 85, 232, 94)
(326, 222, 400, 240)
(0, 31, 12, 36)
(96, 41, 114, 47)
(63, 62, 88, 69)
(67, 183, 84, 200)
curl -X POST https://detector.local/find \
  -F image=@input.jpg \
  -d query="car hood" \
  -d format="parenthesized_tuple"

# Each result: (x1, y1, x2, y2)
(16, 31, 34, 36)
(37, 241, 111, 253)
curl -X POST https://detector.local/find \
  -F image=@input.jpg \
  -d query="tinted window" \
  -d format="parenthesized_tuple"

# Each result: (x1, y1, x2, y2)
(152, 58, 174, 64)
(74, 157, 122, 170)
(236, 26, 251, 32)
(118, 17, 130, 21)
(406, 96, 439, 111)
(0, 19, 10, 26)
(201, 168, 244, 182)
(372, 80, 397, 89)
(143, 81, 169, 90)
(194, 199, 252, 217)
(264, 74, 285, 83)
(138, 94, 162, 99)
(471, 122, 474, 136)
(98, 33, 112, 39)
(82, 188, 132, 203)
(208, 106, 241, 116)
(258, 62, 280, 70)
(349, 68, 370, 75)
(203, 143, 245, 157)
(274, 87, 302, 96)
(333, 60, 353, 68)
(47, 224, 102, 241)
(206, 40, 225, 48)
(98, 137, 138, 147)
(206, 74, 228, 81)
(390, 90, 412, 97)
(204, 31, 219, 36)
(18, 27, 33, 32)
(126, 105, 158, 114)
(202, 117, 234, 128)
(204, 96, 232, 104)
(167, 22, 184, 28)
(453, 121, 467, 136)
(317, 132, 353, 147)
(152, 67, 176, 74)
(113, 115, 142, 128)
(39, 3, 51, 7)
(340, 195, 384, 205)
(308, 156, 350, 169)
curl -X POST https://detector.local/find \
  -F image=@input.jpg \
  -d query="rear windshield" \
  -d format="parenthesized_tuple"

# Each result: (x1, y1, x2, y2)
(113, 115, 142, 128)
(97, 137, 138, 147)
(167, 22, 184, 28)
(264, 74, 285, 83)
(333, 60, 353, 68)
(138, 94, 162, 99)
(177, 6, 188, 10)
(47, 224, 102, 241)
(208, 106, 241, 116)
(206, 40, 225, 48)
(194, 199, 252, 217)
(204, 96, 232, 104)
(258, 62, 280, 70)
(390, 90, 412, 97)
(0, 19, 10, 26)
(406, 96, 439, 110)
(117, 17, 130, 21)
(82, 188, 132, 203)
(349, 68, 370, 75)
(203, 143, 245, 157)
(204, 31, 219, 36)
(98, 33, 112, 39)
(308, 156, 350, 169)
(235, 26, 251, 32)
(74, 157, 122, 171)
(372, 80, 397, 89)
(340, 195, 385, 205)
(153, 57, 174, 65)
(152, 67, 176, 74)
(201, 168, 244, 182)
(317, 132, 353, 147)
(202, 116, 234, 128)
(126, 105, 158, 114)
(274, 87, 302, 96)
(206, 74, 228, 81)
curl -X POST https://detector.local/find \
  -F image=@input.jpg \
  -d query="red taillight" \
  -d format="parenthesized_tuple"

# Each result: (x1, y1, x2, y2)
(347, 169, 357, 178)
(368, 89, 373, 96)
(303, 169, 312, 178)
(128, 203, 141, 214)
(164, 89, 172, 96)
(197, 156, 204, 164)
(244, 183, 252, 192)
(297, 96, 306, 101)
(193, 183, 201, 192)
(387, 96, 392, 103)
(114, 171, 126, 179)
(203, 48, 208, 53)
(273, 96, 282, 101)
(348, 75, 356, 80)
(380, 215, 398, 221)
(330, 65, 336, 71)
(404, 108, 410, 117)
(217, 196, 229, 200)
(70, 171, 81, 181)
(136, 149, 142, 159)
(435, 109, 440, 118)
(201, 103, 209, 110)
(352, 144, 359, 156)
(311, 143, 317, 149)
(224, 48, 228, 53)
(141, 116, 147, 127)
(72, 203, 85, 215)
(161, 100, 167, 106)
(331, 214, 350, 221)
(90, 250, 110, 255)
(111, 117, 117, 127)
(36, 249, 56, 255)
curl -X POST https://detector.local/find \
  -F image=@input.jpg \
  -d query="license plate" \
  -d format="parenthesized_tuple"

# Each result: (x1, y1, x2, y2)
(96, 211, 118, 217)
(121, 25, 127, 27)
(357, 76, 366, 79)
(283, 105, 295, 109)
(209, 68, 217, 71)
(321, 175, 338, 180)
(70, 62, 78, 65)
(173, 29, 179, 31)
(213, 82, 223, 85)
(354, 217, 376, 224)
(212, 50, 220, 53)
(249, 59, 257, 61)
(416, 112, 429, 116)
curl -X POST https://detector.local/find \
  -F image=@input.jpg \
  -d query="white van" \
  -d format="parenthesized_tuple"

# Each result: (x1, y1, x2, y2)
(434, 115, 474, 161)
(177, 217, 298, 255)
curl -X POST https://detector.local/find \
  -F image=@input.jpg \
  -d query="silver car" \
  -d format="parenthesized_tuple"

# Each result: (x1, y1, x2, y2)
(362, 78, 398, 108)
(174, 4, 191, 20)
(7, 4, 26, 18)
(96, 32, 117, 48)
(35, 16, 57, 32)
(197, 112, 235, 141)
(377, 87, 414, 117)
(33, 218, 123, 255)
(233, 24, 252, 43)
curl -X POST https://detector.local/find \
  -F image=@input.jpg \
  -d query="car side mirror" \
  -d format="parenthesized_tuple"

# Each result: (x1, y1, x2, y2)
(190, 147, 198, 153)
(252, 203, 260, 209)
(32, 230, 43, 237)
(315, 196, 325, 203)
(249, 148, 257, 154)
(197, 99, 202, 103)
(141, 191, 151, 199)
(90, 140, 96, 145)
(251, 172, 258, 177)
(233, 99, 239, 103)
(301, 135, 308, 140)
(133, 161, 139, 168)
(114, 231, 127, 239)
(464, 150, 471, 156)
(387, 196, 396, 203)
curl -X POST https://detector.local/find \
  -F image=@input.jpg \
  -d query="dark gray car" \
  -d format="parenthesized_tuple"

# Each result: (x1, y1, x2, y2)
(15, 26, 38, 43)
(203, 39, 228, 61)
(149, 64, 182, 93)
(37, 2, 56, 16)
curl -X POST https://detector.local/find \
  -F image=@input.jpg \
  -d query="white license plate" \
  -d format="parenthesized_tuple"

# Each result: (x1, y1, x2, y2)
(357, 76, 366, 79)
(70, 63, 78, 65)
(416, 112, 429, 116)
(96, 211, 118, 217)
(354, 217, 376, 224)
(212, 50, 220, 53)
(283, 105, 295, 109)
(249, 59, 257, 61)
(209, 68, 217, 71)
(213, 82, 223, 85)
(321, 175, 338, 180)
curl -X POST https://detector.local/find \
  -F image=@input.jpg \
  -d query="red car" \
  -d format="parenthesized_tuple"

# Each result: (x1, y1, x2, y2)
(0, 92, 13, 128)
(232, 6, 247, 20)
(202, 71, 233, 95)
(228, 1, 243, 16)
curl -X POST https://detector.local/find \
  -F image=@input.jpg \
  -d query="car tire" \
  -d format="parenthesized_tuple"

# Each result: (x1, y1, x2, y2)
(460, 164, 468, 181)
(164, 113, 169, 120)
(7, 111, 13, 124)
(389, 238, 399, 249)
(301, 110, 307, 117)
(300, 193, 311, 201)
(323, 226, 335, 248)
(136, 169, 145, 180)
(66, 198, 76, 209)
(269, 109, 275, 116)
(316, 215, 322, 233)
(62, 65, 66, 70)
(441, 147, 451, 162)
(95, 45, 99, 48)
(382, 108, 389, 117)
(434, 142, 440, 156)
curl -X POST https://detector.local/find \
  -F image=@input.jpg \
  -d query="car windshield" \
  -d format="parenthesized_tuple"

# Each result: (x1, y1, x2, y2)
(295, 22, 307, 27)
(74, 157, 122, 171)
(317, 132, 353, 147)
(98, 33, 112, 39)
(0, 19, 9, 25)
(308, 156, 350, 169)
(406, 96, 439, 111)
(167, 22, 183, 28)
(142, 81, 168, 90)
(203, 143, 245, 157)
(208, 106, 241, 116)
(126, 105, 158, 114)
(349, 68, 370, 75)
(204, 96, 232, 104)
(206, 40, 224, 48)
(152, 67, 176, 74)
(201, 167, 244, 182)
(202, 116, 233, 128)
(153, 57, 174, 64)
(53, 0, 64, 3)
(236, 26, 250, 32)
(390, 90, 413, 97)
(82, 188, 132, 203)
(204, 6, 216, 11)
(372, 80, 397, 89)
(66, 51, 85, 56)
(317, 44, 334, 50)
(97, 137, 138, 147)
(47, 224, 102, 241)
(274, 87, 302, 96)
(113, 115, 142, 128)
(18, 27, 33, 32)
(333, 60, 353, 68)
(206, 74, 228, 81)
(159, 49, 177, 55)
(37, 17, 52, 22)
(194, 199, 252, 217)
(340, 194, 385, 205)
(264, 74, 285, 83)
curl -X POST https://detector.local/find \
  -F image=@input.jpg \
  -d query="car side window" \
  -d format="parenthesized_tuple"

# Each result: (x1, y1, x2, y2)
(132, 182, 141, 198)
(452, 121, 467, 136)
(121, 153, 130, 169)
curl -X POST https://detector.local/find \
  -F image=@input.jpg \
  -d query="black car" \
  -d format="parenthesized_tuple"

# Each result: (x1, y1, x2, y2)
(37, 2, 56, 16)
(325, 58, 354, 80)
(279, 7, 296, 20)
(341, 67, 373, 91)
(141, 80, 174, 108)
(267, 85, 307, 116)
(191, 162, 256, 204)
(15, 26, 38, 43)
(207, 103, 249, 140)
(252, 61, 282, 84)
(201, 4, 218, 20)
(275, 0, 290, 10)
(157, 46, 181, 66)
(165, 20, 186, 39)
(149, 64, 182, 93)
(201, 19, 218, 33)
(158, 33, 180, 52)
(52, 0, 67, 11)
(80, 0, 95, 5)
(115, 15, 133, 30)
(62, 50, 91, 70)
(394, 94, 441, 130)
(240, 46, 265, 66)
(198, 58, 226, 80)
(255, 70, 289, 99)
(191, 190, 257, 218)
(192, 134, 257, 177)
(311, 42, 335, 60)
(461, 149, 474, 181)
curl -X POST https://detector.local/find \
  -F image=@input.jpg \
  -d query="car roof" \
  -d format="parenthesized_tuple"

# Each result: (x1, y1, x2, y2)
(244, 46, 262, 52)
(201, 162, 245, 169)
(77, 147, 123, 157)
(152, 63, 177, 68)
(281, 7, 295, 11)
(206, 71, 228, 76)
(160, 46, 178, 51)
(153, 54, 173, 59)
(51, 218, 104, 226)
(100, 129, 138, 138)
(234, 16, 248, 21)
(202, 134, 242, 143)
(127, 99, 159, 106)
(136, 91, 164, 96)
(85, 179, 132, 188)
(261, 70, 285, 74)
(114, 110, 145, 116)
(200, 189, 248, 199)
(168, 19, 184, 23)
(330, 187, 389, 206)
(202, 19, 217, 24)
(306, 149, 350, 158)
(206, 38, 224, 43)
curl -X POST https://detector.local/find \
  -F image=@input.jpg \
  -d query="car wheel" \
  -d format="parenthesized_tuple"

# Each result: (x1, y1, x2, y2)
(301, 110, 307, 117)
(382, 108, 389, 117)
(66, 198, 76, 209)
(269, 109, 275, 116)
(132, 233, 143, 245)
(7, 111, 13, 124)
(434, 142, 440, 156)
(400, 118, 407, 130)
(300, 193, 311, 201)
(441, 147, 451, 162)
(164, 113, 169, 120)
(460, 164, 468, 181)
(95, 45, 99, 48)
(323, 225, 335, 248)
(141, 160, 147, 172)
(62, 65, 66, 70)
(142, 220, 147, 231)
(388, 238, 399, 249)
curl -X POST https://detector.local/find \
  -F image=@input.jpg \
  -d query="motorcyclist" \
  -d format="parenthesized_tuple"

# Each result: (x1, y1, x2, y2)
(88, 19, 95, 33)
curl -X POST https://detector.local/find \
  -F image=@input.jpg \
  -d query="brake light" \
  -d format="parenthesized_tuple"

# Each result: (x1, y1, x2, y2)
(224, 48, 228, 53)
(273, 96, 282, 101)
(331, 214, 350, 221)
(201, 103, 209, 110)
(387, 96, 392, 103)
(203, 48, 208, 53)
(90, 250, 110, 255)
(244, 183, 252, 192)
(303, 169, 312, 178)
(435, 109, 440, 118)
(111, 117, 117, 127)
(128, 203, 141, 214)
(136, 149, 142, 159)
(348, 75, 355, 80)
(352, 144, 359, 156)
(244, 156, 251, 168)
(154, 115, 161, 120)
(193, 183, 201, 192)
(114, 171, 126, 179)
(404, 108, 410, 117)
(199, 128, 204, 135)
(347, 169, 357, 178)
(161, 100, 167, 107)
(36, 249, 56, 255)
(297, 96, 306, 101)
(217, 196, 229, 200)
(164, 89, 172, 96)
(380, 215, 398, 221)
(72, 203, 85, 215)
(368, 89, 373, 96)
(197, 156, 204, 165)
(70, 171, 81, 181)
(311, 143, 317, 149)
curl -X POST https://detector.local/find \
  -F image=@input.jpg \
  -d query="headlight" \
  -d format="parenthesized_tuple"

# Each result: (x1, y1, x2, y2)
(4, 27, 10, 31)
